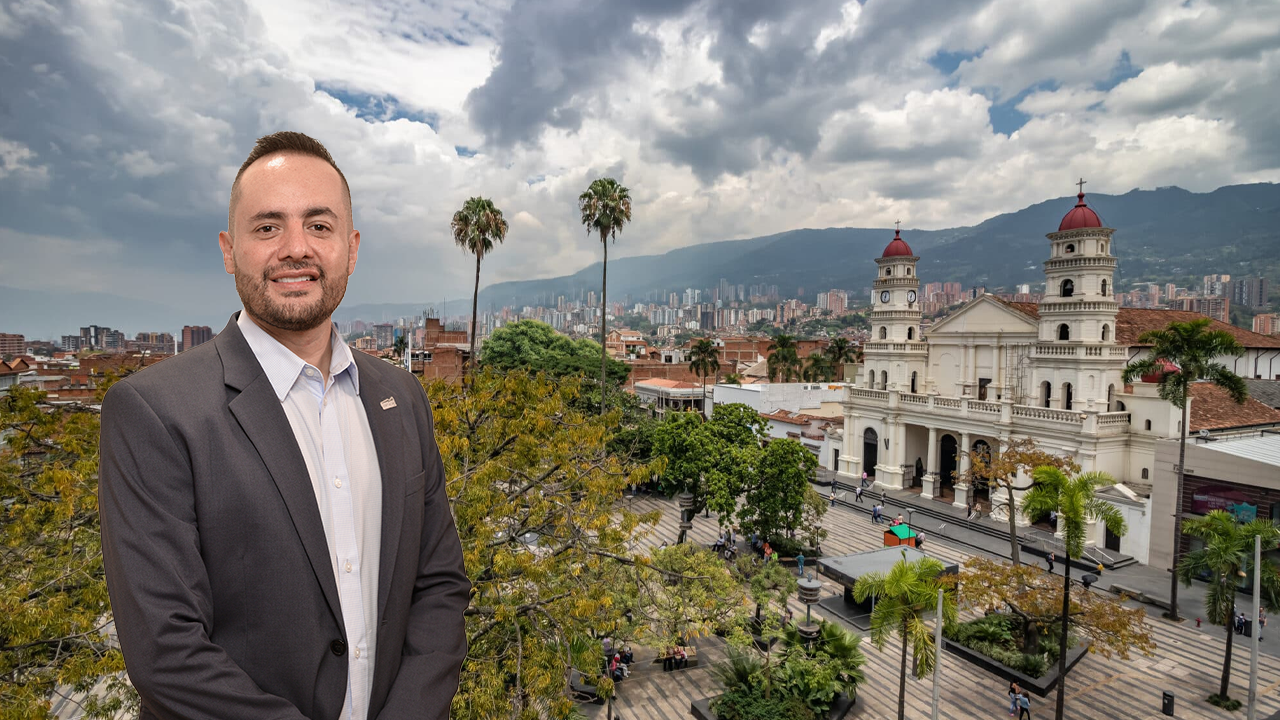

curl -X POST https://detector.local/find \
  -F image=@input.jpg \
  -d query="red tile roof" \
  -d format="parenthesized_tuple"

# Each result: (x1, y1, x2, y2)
(1115, 309, 1280, 349)
(1189, 383, 1280, 431)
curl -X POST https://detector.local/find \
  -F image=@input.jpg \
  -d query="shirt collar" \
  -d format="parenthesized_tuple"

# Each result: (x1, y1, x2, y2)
(237, 311, 361, 400)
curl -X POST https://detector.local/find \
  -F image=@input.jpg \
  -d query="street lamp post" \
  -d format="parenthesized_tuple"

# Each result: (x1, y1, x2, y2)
(677, 491, 695, 544)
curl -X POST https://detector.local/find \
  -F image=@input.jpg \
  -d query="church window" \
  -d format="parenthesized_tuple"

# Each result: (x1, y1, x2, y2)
(885, 267, 893, 276)
(880, 370, 888, 389)
(1058, 324, 1070, 341)
(1062, 382, 1074, 410)
(1041, 381, 1052, 408)
(910, 371, 918, 394)
(906, 267, 912, 276)
(1060, 279, 1074, 297)
(1065, 243, 1075, 254)
(879, 327, 888, 340)
(1141, 468, 1149, 480)
(1101, 242, 1108, 254)
(867, 370, 874, 388)
(1145, 419, 1152, 431)
(907, 327, 915, 340)
(1101, 279, 1109, 296)
(1101, 324, 1110, 341)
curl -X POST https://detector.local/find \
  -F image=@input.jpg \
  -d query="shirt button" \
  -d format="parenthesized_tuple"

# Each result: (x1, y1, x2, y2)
(305, 368, 316, 377)
(345, 561, 352, 573)
(335, 478, 342, 488)
(354, 648, 361, 659)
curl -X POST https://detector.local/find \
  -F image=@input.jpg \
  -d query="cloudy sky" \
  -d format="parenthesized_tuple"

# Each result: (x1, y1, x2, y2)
(2, 0, 1279, 337)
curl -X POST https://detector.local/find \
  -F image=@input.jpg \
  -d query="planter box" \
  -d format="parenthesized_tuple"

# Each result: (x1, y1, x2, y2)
(942, 638, 1092, 697)
(690, 693, 861, 720)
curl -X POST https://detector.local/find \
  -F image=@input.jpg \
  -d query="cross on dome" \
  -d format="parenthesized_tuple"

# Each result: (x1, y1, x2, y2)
(1076, 178, 1086, 194)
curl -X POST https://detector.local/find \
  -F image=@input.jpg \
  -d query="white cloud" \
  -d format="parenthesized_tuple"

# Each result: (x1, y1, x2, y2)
(0, 0, 1278, 338)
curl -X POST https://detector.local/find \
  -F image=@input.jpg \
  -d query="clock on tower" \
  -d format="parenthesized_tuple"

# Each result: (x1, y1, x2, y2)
(880, 291, 890, 303)
(907, 290, 916, 303)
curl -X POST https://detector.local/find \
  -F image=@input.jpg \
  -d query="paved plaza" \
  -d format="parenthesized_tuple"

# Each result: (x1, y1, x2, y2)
(584, 492, 1280, 720)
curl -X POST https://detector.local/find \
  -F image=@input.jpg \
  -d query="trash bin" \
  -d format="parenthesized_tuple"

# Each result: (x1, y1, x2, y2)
(1243, 619, 1253, 638)
(1161, 690, 1175, 716)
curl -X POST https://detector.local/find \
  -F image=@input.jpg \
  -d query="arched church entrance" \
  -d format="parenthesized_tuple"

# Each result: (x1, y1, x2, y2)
(939, 434, 958, 494)
(971, 439, 992, 505)
(863, 428, 879, 479)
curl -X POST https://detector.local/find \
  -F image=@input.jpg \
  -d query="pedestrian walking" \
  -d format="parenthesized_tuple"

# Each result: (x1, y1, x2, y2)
(860, 471, 869, 488)
(1008, 682, 1020, 717)
(1046, 552, 1055, 573)
(1095, 561, 1104, 575)
(916, 531, 925, 550)
(1259, 608, 1266, 640)
(880, 488, 886, 505)
(1017, 692, 1031, 719)
(872, 505, 882, 524)
(855, 486, 864, 504)
(796, 553, 805, 577)
(1048, 509, 1057, 531)
(829, 489, 836, 507)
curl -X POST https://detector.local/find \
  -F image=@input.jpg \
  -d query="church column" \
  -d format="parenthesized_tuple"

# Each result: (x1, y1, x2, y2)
(953, 431, 972, 509)
(968, 345, 978, 390)
(844, 413, 862, 479)
(922, 426, 939, 499)
(993, 341, 1004, 398)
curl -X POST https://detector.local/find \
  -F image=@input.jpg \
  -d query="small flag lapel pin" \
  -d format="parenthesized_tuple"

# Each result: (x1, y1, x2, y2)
(380, 397, 397, 410)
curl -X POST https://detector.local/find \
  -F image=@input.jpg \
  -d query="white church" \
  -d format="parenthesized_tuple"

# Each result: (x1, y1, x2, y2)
(836, 186, 1280, 563)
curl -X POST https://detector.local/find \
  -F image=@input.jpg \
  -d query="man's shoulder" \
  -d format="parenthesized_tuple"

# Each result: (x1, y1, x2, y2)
(105, 341, 225, 409)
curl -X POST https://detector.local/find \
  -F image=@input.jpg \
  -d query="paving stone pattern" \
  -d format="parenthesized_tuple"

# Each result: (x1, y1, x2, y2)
(580, 493, 1280, 720)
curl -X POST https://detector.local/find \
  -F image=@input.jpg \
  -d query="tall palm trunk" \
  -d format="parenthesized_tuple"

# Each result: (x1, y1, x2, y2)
(468, 252, 481, 382)
(1054, 549, 1072, 720)
(1006, 482, 1020, 564)
(898, 616, 908, 720)
(599, 236, 609, 415)
(1168, 400, 1188, 620)
(1219, 576, 1234, 698)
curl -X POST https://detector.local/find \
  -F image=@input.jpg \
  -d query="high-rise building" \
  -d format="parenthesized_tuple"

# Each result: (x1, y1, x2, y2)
(1253, 313, 1278, 335)
(1175, 296, 1230, 323)
(182, 325, 214, 353)
(0, 333, 25, 355)
(1229, 276, 1269, 310)
(373, 323, 395, 349)
(1203, 274, 1231, 297)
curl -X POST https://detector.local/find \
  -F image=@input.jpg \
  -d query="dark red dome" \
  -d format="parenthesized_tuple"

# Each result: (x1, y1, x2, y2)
(881, 229, 913, 257)
(1058, 192, 1102, 231)
(1141, 358, 1179, 384)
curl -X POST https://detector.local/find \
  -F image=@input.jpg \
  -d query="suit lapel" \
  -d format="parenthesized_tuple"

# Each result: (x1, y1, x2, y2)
(353, 356, 407, 621)
(217, 315, 346, 634)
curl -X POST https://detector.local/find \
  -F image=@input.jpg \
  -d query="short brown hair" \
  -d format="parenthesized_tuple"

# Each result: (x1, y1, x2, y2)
(227, 131, 352, 232)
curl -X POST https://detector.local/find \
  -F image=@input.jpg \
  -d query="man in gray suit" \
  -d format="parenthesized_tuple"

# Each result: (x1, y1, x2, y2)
(99, 132, 470, 720)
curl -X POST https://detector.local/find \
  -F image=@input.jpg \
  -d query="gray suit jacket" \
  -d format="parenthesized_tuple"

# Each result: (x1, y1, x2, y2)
(99, 314, 470, 720)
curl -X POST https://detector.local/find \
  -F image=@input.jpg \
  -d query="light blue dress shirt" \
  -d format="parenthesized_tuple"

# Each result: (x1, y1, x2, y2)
(238, 312, 382, 720)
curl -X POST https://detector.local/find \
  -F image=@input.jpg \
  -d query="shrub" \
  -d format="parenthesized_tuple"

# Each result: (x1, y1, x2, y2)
(769, 536, 819, 558)
(710, 688, 816, 720)
(944, 615, 1069, 678)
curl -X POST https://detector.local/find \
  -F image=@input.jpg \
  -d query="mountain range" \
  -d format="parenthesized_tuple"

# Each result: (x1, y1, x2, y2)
(7, 184, 1278, 340)
(464, 183, 1280, 311)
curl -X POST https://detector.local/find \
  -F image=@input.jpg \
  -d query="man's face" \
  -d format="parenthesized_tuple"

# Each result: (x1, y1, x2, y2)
(218, 153, 359, 333)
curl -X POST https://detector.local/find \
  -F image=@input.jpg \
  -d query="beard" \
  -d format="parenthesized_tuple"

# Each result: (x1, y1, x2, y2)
(236, 261, 347, 332)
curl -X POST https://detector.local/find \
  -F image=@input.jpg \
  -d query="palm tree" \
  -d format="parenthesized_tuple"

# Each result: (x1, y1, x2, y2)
(393, 333, 407, 360)
(767, 334, 801, 382)
(1121, 317, 1247, 620)
(1021, 467, 1127, 720)
(803, 351, 832, 382)
(578, 178, 633, 415)
(1176, 511, 1280, 706)
(451, 197, 509, 378)
(687, 338, 720, 414)
(853, 553, 957, 720)
(723, 373, 743, 386)
(825, 338, 857, 381)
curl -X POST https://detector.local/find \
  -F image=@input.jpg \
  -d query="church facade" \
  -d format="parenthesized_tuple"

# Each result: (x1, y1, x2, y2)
(837, 188, 1280, 562)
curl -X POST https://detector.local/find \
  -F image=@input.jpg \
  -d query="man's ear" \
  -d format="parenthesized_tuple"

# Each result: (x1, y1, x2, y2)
(347, 229, 361, 275)
(218, 231, 236, 274)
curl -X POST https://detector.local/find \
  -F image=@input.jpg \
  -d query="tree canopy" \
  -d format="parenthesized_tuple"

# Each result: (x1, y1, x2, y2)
(479, 320, 629, 386)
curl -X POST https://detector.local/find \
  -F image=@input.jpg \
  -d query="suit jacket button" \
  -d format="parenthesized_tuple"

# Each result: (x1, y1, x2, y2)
(331, 639, 347, 657)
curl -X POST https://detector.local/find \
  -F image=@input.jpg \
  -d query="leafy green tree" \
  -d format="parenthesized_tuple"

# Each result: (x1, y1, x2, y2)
(766, 334, 801, 382)
(393, 333, 407, 359)
(779, 621, 866, 712)
(1021, 467, 1127, 720)
(723, 373, 743, 386)
(479, 320, 629, 386)
(853, 553, 958, 720)
(578, 177, 632, 415)
(1, 384, 134, 719)
(687, 338, 721, 411)
(451, 196, 508, 376)
(433, 368, 738, 719)
(1121, 317, 1247, 621)
(1176, 511, 1280, 708)
(740, 439, 817, 543)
